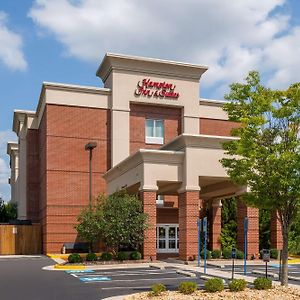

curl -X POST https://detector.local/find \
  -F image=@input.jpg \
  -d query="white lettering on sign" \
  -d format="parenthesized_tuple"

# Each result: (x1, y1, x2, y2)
(134, 78, 179, 99)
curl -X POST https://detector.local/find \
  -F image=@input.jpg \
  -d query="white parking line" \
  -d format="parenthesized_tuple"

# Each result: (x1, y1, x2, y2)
(101, 283, 204, 290)
(84, 276, 191, 284)
(75, 271, 177, 277)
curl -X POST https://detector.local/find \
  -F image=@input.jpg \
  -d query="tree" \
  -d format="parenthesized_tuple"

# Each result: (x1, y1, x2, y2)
(221, 71, 300, 286)
(76, 191, 149, 255)
(0, 199, 17, 223)
(75, 195, 105, 252)
(220, 198, 237, 249)
(101, 191, 149, 255)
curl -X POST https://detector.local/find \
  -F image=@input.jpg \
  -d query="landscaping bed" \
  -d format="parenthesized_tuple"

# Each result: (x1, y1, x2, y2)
(126, 286, 300, 300)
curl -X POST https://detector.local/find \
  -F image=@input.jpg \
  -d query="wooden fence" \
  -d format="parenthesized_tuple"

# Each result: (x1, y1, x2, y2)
(0, 224, 41, 255)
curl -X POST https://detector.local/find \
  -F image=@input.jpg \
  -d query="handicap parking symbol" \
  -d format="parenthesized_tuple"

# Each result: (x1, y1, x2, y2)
(79, 276, 112, 282)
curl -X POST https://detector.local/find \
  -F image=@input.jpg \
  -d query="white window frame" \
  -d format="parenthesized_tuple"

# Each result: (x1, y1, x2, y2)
(156, 195, 164, 206)
(145, 119, 164, 145)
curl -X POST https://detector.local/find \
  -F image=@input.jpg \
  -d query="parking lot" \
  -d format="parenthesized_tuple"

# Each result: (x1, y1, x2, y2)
(1, 256, 300, 300)
(65, 267, 205, 298)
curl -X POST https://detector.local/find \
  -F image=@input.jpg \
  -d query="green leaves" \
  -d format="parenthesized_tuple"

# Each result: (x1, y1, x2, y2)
(75, 191, 149, 254)
(221, 71, 300, 284)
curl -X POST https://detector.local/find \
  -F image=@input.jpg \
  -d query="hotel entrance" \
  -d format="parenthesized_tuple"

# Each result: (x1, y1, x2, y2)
(156, 224, 179, 253)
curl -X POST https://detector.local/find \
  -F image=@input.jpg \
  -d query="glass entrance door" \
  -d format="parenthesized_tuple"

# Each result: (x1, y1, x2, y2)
(156, 224, 179, 253)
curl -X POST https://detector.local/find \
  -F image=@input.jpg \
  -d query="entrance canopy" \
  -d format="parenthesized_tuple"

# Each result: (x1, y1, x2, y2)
(103, 134, 246, 198)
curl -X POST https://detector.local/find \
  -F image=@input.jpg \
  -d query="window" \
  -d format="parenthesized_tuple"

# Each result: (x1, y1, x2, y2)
(156, 195, 164, 206)
(146, 119, 164, 144)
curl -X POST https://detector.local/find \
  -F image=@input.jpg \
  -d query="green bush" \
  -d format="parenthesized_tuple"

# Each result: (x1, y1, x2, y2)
(68, 253, 82, 263)
(200, 249, 211, 259)
(130, 251, 142, 260)
(270, 249, 279, 259)
(101, 252, 113, 261)
(253, 277, 272, 290)
(117, 251, 129, 261)
(228, 279, 247, 292)
(204, 278, 224, 293)
(222, 248, 232, 259)
(86, 252, 98, 261)
(148, 283, 167, 296)
(211, 249, 222, 259)
(178, 281, 197, 294)
(236, 249, 244, 259)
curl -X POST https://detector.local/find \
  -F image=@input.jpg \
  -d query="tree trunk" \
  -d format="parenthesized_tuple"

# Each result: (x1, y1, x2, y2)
(281, 223, 289, 286)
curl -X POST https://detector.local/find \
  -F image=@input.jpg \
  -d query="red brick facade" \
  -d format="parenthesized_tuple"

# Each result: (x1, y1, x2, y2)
(130, 103, 182, 154)
(26, 129, 40, 222)
(40, 104, 110, 253)
(237, 199, 259, 258)
(209, 205, 222, 250)
(178, 191, 199, 261)
(200, 118, 240, 136)
(270, 211, 283, 249)
(140, 191, 157, 260)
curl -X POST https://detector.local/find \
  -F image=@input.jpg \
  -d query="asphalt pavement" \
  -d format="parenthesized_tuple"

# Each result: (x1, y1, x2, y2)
(0, 256, 299, 300)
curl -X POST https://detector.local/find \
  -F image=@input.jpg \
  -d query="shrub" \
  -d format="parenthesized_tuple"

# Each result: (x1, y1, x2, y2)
(117, 251, 129, 261)
(86, 252, 98, 261)
(131, 251, 142, 260)
(236, 249, 244, 259)
(253, 277, 272, 290)
(211, 249, 222, 259)
(228, 279, 247, 292)
(270, 249, 279, 259)
(200, 249, 211, 259)
(178, 281, 197, 294)
(148, 283, 167, 296)
(204, 278, 224, 293)
(101, 252, 113, 261)
(222, 248, 232, 259)
(68, 253, 82, 263)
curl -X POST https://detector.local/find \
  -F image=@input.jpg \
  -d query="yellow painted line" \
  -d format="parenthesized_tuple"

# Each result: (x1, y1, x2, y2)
(47, 253, 102, 260)
(54, 264, 86, 270)
(288, 259, 300, 264)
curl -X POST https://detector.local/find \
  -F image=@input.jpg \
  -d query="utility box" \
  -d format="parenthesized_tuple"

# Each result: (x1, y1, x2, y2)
(262, 249, 271, 262)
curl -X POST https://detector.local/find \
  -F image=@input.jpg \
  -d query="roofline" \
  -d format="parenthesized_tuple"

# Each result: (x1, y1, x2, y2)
(97, 52, 209, 75)
(97, 52, 209, 82)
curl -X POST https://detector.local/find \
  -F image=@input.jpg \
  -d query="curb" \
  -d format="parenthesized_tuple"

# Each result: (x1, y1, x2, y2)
(176, 269, 196, 277)
(54, 264, 86, 270)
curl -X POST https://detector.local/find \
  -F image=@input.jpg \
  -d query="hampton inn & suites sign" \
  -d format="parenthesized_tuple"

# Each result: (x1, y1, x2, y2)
(134, 78, 179, 99)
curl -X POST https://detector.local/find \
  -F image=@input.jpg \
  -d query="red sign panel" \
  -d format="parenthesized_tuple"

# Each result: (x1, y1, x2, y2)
(134, 78, 179, 99)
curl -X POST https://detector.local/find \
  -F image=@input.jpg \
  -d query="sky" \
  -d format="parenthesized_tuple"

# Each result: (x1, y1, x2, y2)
(0, 0, 299, 201)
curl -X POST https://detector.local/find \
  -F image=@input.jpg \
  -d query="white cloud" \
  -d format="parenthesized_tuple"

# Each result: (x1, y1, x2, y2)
(0, 12, 27, 71)
(0, 130, 17, 201)
(29, 0, 299, 97)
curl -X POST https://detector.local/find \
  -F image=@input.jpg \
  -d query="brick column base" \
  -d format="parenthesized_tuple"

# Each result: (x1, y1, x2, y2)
(178, 191, 199, 261)
(209, 200, 222, 250)
(271, 211, 283, 250)
(237, 200, 259, 259)
(140, 191, 157, 261)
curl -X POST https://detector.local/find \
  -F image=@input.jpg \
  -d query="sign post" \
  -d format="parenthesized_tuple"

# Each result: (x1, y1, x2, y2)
(262, 249, 270, 278)
(232, 247, 237, 280)
(244, 217, 248, 275)
(197, 218, 202, 267)
(203, 217, 207, 274)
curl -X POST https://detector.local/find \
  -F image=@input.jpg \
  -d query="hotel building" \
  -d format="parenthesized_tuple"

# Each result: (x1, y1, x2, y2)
(7, 53, 282, 259)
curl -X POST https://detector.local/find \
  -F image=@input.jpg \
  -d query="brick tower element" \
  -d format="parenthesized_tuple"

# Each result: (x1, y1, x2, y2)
(140, 190, 157, 261)
(270, 211, 283, 250)
(237, 199, 259, 259)
(178, 191, 199, 261)
(209, 199, 222, 250)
